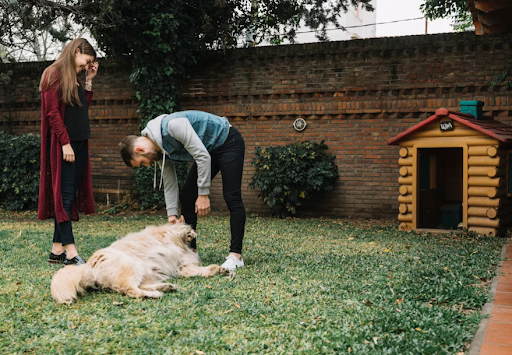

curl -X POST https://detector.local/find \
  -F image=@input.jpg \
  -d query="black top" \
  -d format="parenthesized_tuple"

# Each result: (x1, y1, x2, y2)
(64, 85, 90, 141)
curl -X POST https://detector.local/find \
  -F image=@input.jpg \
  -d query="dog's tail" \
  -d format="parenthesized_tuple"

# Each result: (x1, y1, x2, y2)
(51, 264, 96, 304)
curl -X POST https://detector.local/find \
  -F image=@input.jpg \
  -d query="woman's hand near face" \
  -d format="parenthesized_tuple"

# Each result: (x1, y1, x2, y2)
(86, 61, 99, 81)
(62, 144, 75, 163)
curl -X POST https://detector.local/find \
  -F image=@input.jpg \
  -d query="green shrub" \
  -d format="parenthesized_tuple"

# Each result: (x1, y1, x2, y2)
(135, 162, 189, 210)
(0, 132, 41, 210)
(250, 140, 339, 217)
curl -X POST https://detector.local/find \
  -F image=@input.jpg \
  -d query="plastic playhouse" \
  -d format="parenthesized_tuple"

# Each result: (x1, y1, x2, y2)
(388, 101, 512, 236)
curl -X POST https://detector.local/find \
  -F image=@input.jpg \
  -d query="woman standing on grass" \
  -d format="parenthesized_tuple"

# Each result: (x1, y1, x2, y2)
(38, 38, 99, 266)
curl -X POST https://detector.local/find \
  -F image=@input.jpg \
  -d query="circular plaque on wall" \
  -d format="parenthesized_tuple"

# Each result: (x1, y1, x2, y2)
(293, 117, 307, 131)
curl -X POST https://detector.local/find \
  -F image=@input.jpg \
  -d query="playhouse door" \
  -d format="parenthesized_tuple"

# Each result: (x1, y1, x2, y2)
(417, 148, 463, 229)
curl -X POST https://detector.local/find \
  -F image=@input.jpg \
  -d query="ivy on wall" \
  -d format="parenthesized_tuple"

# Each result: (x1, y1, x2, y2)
(91, 3, 196, 210)
(128, 11, 191, 209)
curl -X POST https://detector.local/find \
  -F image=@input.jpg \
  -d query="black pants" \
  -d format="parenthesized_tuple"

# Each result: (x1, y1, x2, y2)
(180, 127, 246, 254)
(52, 140, 88, 246)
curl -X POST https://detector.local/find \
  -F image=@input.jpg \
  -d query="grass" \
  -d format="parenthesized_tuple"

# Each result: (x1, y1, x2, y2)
(0, 211, 506, 354)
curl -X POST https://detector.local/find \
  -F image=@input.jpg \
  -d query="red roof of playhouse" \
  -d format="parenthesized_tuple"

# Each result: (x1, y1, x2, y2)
(387, 108, 512, 145)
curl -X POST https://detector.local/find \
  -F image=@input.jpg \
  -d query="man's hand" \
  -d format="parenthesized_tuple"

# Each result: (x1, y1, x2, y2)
(195, 195, 210, 217)
(62, 143, 75, 163)
(168, 215, 185, 224)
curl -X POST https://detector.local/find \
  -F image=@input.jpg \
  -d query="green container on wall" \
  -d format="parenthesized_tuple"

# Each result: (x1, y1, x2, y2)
(460, 100, 484, 120)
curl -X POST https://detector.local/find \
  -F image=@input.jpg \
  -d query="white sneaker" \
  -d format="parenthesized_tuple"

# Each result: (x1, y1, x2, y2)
(221, 255, 244, 271)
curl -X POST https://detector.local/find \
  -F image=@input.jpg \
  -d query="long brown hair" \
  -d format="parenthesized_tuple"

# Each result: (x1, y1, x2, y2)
(39, 38, 97, 106)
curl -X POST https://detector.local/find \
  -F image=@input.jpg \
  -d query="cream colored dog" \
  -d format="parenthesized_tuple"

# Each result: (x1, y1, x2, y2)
(51, 223, 229, 304)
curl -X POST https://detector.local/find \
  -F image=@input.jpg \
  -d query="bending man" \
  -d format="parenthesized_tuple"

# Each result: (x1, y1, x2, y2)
(119, 110, 245, 271)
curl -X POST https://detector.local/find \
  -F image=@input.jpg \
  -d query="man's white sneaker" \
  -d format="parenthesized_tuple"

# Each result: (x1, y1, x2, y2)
(221, 255, 244, 271)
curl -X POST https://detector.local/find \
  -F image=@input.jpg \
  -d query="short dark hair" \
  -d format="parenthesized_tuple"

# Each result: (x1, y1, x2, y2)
(119, 135, 139, 167)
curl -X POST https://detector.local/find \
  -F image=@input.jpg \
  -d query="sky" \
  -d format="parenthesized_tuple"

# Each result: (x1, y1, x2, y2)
(287, 0, 459, 45)
(376, 0, 456, 37)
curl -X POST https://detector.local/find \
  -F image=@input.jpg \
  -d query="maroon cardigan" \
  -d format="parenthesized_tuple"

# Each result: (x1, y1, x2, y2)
(37, 73, 95, 222)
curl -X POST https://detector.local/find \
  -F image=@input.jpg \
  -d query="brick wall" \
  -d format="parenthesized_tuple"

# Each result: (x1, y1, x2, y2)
(180, 32, 512, 218)
(1, 32, 511, 217)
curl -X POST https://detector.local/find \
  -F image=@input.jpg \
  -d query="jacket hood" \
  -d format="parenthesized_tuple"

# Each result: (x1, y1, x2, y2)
(141, 114, 166, 151)
(141, 114, 167, 189)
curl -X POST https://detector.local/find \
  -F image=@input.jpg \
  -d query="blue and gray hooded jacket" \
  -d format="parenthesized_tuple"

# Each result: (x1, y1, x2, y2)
(141, 110, 230, 217)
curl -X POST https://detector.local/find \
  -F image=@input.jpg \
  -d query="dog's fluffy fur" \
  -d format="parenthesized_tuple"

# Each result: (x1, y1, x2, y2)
(51, 223, 229, 304)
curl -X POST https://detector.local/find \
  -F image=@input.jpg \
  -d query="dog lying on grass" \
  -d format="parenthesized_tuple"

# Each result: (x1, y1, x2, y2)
(51, 223, 230, 304)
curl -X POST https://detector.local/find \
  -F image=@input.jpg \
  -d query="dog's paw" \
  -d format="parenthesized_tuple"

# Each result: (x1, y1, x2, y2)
(161, 283, 178, 292)
(219, 267, 231, 276)
(144, 290, 163, 298)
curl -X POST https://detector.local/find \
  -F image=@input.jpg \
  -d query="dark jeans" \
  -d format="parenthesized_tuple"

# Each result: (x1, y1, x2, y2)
(180, 127, 246, 254)
(53, 140, 88, 246)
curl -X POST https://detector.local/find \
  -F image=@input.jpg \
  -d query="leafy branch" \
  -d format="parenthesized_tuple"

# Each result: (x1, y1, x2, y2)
(491, 70, 512, 89)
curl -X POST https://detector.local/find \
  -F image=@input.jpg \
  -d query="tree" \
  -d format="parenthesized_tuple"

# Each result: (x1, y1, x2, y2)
(82, 0, 374, 52)
(72, 0, 375, 121)
(420, 0, 473, 31)
(0, 0, 105, 62)
(1, 0, 74, 61)
(1, 0, 375, 62)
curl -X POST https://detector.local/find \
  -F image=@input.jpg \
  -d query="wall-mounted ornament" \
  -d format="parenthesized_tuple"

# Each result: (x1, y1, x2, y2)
(293, 117, 307, 132)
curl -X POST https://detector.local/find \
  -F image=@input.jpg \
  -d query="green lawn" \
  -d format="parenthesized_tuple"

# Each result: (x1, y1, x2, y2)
(0, 211, 506, 354)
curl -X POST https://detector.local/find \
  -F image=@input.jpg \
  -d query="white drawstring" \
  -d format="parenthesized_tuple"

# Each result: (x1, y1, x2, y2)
(153, 161, 157, 190)
(159, 153, 165, 189)
(153, 151, 165, 190)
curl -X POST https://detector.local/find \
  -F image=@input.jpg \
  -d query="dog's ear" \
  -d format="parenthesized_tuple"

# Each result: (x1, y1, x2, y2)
(172, 223, 196, 243)
(161, 223, 194, 244)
